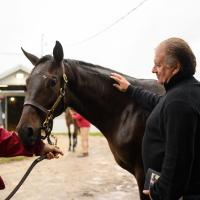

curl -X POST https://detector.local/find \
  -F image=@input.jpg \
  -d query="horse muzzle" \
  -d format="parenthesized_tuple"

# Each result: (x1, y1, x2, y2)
(17, 124, 41, 148)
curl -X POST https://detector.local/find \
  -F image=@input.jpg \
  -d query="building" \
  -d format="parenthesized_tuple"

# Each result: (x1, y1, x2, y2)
(0, 66, 29, 130)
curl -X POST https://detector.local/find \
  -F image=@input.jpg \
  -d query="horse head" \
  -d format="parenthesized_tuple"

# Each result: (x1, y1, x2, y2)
(17, 41, 67, 147)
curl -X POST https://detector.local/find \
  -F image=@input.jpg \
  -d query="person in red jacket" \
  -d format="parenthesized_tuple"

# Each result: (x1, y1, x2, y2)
(0, 127, 64, 189)
(69, 109, 91, 157)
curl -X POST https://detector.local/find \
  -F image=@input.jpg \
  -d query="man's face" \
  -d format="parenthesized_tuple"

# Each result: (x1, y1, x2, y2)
(152, 46, 179, 85)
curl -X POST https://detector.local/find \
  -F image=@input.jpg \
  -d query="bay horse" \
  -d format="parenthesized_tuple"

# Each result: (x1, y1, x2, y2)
(16, 41, 164, 200)
(65, 107, 79, 152)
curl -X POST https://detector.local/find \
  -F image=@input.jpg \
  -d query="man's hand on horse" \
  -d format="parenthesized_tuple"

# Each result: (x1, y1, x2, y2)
(42, 143, 64, 159)
(110, 72, 130, 92)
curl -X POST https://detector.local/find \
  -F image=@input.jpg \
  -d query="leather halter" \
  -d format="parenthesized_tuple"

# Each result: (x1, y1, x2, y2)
(23, 62, 68, 142)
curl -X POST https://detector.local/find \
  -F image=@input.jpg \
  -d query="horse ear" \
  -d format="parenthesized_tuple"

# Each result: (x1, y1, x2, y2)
(53, 41, 64, 62)
(21, 48, 39, 66)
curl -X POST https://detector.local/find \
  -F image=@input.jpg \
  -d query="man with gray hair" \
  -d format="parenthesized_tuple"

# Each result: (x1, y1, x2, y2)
(110, 38, 200, 199)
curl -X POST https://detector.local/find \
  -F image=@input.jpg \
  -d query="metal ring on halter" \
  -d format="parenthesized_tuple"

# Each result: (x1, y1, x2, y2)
(63, 73, 68, 83)
(60, 88, 65, 96)
(42, 115, 53, 138)
(47, 134, 57, 146)
(40, 129, 48, 140)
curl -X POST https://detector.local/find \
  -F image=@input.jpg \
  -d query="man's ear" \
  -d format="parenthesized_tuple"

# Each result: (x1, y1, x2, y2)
(172, 62, 181, 75)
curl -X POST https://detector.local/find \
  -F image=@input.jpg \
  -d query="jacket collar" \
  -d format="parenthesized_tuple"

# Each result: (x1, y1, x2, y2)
(164, 73, 194, 91)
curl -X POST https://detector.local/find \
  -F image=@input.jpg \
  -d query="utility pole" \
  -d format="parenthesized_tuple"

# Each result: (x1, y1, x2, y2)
(41, 33, 44, 56)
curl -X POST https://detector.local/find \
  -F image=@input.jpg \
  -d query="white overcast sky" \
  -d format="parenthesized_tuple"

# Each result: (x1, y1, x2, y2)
(0, 0, 200, 80)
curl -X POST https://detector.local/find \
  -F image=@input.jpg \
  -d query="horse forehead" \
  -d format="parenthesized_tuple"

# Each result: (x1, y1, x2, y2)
(27, 72, 49, 89)
(31, 62, 55, 76)
(28, 71, 46, 82)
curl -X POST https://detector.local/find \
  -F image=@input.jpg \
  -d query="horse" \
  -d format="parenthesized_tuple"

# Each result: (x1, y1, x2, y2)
(65, 107, 79, 152)
(16, 41, 164, 200)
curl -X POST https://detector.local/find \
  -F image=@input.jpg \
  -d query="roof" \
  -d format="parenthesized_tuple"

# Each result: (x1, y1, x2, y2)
(0, 65, 31, 80)
(0, 65, 32, 86)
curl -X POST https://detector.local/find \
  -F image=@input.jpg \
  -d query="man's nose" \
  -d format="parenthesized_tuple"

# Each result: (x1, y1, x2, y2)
(152, 66, 157, 73)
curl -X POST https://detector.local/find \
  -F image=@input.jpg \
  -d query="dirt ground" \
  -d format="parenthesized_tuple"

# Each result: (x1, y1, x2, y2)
(0, 135, 140, 200)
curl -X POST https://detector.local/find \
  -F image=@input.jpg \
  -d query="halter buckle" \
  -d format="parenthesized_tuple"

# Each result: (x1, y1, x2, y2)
(63, 74, 68, 83)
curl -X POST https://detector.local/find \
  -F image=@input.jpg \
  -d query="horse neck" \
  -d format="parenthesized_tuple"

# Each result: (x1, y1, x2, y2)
(63, 60, 163, 134)
(64, 60, 129, 133)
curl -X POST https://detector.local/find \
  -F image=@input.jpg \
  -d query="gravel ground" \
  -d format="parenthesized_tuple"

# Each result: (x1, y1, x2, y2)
(0, 135, 140, 200)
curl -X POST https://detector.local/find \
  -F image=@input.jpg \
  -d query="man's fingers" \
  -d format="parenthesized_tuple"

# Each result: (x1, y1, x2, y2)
(111, 72, 123, 79)
(46, 147, 64, 160)
(110, 75, 120, 82)
(46, 152, 60, 160)
(113, 83, 118, 88)
(111, 72, 129, 92)
(110, 73, 123, 83)
(46, 152, 54, 160)
(54, 150, 64, 156)
(54, 147, 64, 156)
(113, 84, 121, 90)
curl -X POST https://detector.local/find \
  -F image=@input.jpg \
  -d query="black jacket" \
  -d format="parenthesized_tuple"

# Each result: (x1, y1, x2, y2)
(126, 75, 200, 200)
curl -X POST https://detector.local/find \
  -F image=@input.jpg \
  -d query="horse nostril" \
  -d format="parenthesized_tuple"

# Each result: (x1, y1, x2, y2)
(18, 125, 38, 147)
(27, 126, 34, 137)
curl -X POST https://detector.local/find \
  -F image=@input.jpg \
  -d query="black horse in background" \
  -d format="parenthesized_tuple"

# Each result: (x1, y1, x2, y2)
(65, 107, 79, 152)
(16, 41, 164, 200)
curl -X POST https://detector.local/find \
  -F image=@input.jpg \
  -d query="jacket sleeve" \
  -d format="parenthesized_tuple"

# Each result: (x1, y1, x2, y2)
(0, 176, 5, 189)
(0, 128, 44, 157)
(125, 85, 161, 112)
(71, 113, 82, 120)
(150, 101, 197, 200)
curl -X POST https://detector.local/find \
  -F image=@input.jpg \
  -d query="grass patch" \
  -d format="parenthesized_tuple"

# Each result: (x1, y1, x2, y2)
(0, 156, 27, 164)
(89, 132, 103, 136)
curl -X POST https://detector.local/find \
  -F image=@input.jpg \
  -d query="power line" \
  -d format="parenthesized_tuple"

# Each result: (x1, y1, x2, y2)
(64, 0, 149, 47)
(0, 0, 149, 55)
(0, 52, 21, 56)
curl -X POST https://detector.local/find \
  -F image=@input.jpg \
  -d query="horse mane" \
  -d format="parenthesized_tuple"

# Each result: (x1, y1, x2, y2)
(65, 59, 122, 97)
(36, 55, 52, 66)
(63, 59, 164, 125)
(65, 59, 164, 95)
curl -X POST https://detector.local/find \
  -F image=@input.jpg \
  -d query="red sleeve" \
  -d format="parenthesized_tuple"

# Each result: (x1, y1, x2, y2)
(0, 176, 5, 189)
(71, 113, 82, 120)
(0, 128, 44, 157)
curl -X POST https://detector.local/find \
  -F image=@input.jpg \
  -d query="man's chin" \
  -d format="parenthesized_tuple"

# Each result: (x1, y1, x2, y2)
(156, 80, 164, 85)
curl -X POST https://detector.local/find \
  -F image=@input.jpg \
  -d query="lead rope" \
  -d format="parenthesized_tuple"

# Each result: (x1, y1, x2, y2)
(5, 130, 57, 198)
(5, 135, 58, 200)
(4, 155, 47, 200)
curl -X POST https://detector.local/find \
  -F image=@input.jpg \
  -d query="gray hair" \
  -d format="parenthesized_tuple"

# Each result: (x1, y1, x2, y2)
(161, 37, 196, 76)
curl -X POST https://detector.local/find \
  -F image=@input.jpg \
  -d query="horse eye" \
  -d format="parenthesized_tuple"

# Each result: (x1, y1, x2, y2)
(48, 77, 57, 87)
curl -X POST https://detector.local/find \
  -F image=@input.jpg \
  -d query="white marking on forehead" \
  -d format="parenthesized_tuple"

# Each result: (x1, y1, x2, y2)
(42, 75, 47, 79)
(34, 71, 48, 79)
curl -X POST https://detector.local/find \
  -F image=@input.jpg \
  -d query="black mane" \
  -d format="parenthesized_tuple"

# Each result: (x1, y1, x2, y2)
(65, 59, 164, 95)
(36, 55, 52, 66)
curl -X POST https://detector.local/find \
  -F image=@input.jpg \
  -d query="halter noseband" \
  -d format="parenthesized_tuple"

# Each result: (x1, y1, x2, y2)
(23, 62, 68, 143)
